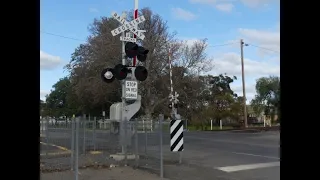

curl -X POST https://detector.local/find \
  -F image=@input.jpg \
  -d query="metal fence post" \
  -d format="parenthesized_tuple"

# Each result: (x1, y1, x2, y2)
(83, 115, 86, 154)
(45, 117, 49, 155)
(71, 117, 75, 170)
(159, 114, 164, 178)
(134, 118, 139, 167)
(93, 117, 96, 151)
(186, 119, 188, 131)
(124, 118, 128, 165)
(65, 117, 68, 129)
(142, 119, 145, 132)
(144, 124, 148, 156)
(109, 120, 112, 135)
(75, 118, 79, 180)
(40, 118, 43, 135)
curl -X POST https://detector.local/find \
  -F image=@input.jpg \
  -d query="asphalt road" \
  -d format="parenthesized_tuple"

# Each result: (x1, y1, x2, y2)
(41, 128, 280, 180)
(178, 131, 280, 180)
(137, 130, 280, 180)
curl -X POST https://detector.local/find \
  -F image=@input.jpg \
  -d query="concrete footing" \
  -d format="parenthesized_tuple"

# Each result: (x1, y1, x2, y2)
(110, 153, 139, 161)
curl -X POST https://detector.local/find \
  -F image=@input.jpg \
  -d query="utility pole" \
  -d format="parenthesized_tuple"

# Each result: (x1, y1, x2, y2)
(240, 39, 248, 128)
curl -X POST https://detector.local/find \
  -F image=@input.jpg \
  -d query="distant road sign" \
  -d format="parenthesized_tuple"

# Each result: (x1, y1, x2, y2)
(110, 12, 146, 40)
(125, 80, 138, 99)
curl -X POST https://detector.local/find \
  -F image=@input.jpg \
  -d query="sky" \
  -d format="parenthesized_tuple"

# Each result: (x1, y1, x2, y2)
(40, 0, 280, 104)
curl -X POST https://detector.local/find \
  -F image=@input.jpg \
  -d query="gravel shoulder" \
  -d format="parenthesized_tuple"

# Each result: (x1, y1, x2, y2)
(40, 166, 169, 180)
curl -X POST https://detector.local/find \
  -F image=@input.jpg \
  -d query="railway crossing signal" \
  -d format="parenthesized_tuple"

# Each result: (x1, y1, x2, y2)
(100, 0, 184, 170)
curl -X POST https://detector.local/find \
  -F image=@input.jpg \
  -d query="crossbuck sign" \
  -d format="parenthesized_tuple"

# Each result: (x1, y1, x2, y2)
(111, 12, 146, 40)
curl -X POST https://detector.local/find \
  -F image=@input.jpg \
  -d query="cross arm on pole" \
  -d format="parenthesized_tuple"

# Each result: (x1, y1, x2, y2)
(111, 12, 145, 40)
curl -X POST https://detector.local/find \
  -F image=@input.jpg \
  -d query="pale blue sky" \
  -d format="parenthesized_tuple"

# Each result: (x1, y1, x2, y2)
(40, 0, 280, 103)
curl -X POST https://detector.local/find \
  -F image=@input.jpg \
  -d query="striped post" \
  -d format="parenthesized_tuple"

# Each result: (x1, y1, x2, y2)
(169, 48, 174, 114)
(133, 0, 138, 66)
(170, 120, 184, 152)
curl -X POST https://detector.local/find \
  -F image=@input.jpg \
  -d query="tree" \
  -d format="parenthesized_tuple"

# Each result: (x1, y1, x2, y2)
(187, 74, 241, 129)
(207, 74, 238, 122)
(44, 77, 79, 117)
(250, 76, 280, 122)
(64, 16, 122, 114)
(40, 99, 46, 117)
(64, 7, 212, 119)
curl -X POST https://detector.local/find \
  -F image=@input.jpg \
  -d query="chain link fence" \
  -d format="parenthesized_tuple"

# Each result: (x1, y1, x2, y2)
(40, 114, 182, 180)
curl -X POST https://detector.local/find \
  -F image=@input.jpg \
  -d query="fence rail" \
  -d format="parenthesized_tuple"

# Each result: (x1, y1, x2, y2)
(40, 115, 176, 180)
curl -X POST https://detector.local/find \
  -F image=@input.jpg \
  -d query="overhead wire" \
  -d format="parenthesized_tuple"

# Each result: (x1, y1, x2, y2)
(40, 30, 86, 42)
(247, 43, 280, 54)
(40, 30, 280, 54)
(207, 42, 236, 48)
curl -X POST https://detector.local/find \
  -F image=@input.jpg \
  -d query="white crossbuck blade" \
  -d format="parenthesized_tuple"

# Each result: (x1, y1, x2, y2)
(110, 12, 146, 40)
(169, 94, 174, 101)
(169, 93, 179, 103)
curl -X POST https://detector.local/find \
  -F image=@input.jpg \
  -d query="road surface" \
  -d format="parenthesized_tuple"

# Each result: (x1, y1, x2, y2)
(173, 131, 279, 180)
(41, 128, 280, 180)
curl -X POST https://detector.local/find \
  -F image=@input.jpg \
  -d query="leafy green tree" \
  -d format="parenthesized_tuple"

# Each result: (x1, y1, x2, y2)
(44, 77, 79, 117)
(188, 74, 241, 129)
(40, 99, 46, 117)
(207, 74, 238, 123)
(250, 76, 280, 122)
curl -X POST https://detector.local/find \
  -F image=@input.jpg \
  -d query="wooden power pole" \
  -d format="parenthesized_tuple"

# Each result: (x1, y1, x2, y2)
(240, 39, 248, 128)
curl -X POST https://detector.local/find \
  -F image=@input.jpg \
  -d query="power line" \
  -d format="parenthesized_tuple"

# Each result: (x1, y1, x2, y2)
(42, 30, 279, 54)
(207, 42, 235, 48)
(247, 43, 280, 53)
(41, 30, 238, 48)
(40, 30, 86, 42)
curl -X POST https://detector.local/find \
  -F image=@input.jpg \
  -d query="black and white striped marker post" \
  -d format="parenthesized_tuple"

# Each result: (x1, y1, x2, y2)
(170, 120, 184, 152)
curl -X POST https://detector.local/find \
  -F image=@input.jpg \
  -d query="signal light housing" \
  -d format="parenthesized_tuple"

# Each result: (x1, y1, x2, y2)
(125, 42, 138, 58)
(134, 66, 148, 81)
(168, 103, 178, 109)
(174, 103, 178, 108)
(137, 46, 149, 62)
(101, 68, 115, 83)
(114, 64, 128, 80)
(125, 42, 149, 62)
